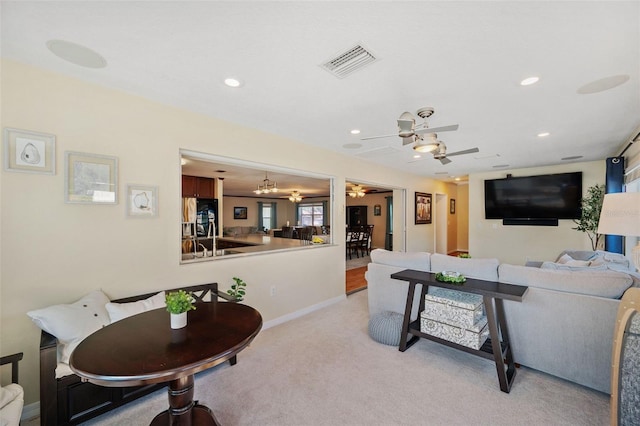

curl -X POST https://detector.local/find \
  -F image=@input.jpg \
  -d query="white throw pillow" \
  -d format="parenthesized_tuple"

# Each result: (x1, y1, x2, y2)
(556, 253, 574, 264)
(27, 290, 111, 363)
(105, 291, 166, 323)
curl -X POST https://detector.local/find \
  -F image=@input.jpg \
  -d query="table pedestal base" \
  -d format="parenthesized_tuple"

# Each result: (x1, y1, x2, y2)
(150, 375, 220, 426)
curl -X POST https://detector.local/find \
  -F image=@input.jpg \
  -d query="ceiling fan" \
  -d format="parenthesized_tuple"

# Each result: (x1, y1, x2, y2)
(361, 107, 459, 146)
(410, 134, 479, 165)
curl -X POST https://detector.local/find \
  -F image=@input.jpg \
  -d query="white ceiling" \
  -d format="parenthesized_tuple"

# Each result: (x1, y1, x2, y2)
(2, 1, 639, 183)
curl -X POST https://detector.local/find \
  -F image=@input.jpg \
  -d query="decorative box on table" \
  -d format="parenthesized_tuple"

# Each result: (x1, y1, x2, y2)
(420, 287, 489, 350)
(423, 287, 484, 327)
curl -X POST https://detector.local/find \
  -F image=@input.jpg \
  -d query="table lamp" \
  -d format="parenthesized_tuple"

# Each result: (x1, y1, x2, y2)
(597, 192, 640, 271)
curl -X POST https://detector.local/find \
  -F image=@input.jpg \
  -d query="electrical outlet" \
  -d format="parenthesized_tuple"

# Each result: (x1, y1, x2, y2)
(270, 286, 276, 297)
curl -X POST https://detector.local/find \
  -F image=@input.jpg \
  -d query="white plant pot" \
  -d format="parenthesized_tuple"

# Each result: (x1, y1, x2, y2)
(170, 312, 187, 329)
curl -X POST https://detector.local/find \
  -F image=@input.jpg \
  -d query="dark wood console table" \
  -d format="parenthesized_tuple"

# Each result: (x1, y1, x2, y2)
(391, 269, 528, 393)
(70, 302, 262, 425)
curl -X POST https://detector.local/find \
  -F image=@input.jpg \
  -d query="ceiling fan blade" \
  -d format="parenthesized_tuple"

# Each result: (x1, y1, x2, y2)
(402, 136, 415, 146)
(415, 124, 459, 135)
(445, 147, 479, 157)
(360, 133, 400, 141)
(439, 157, 452, 165)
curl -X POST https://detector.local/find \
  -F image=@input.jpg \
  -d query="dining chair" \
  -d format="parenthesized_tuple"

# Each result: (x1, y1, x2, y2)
(346, 230, 361, 259)
(281, 226, 294, 238)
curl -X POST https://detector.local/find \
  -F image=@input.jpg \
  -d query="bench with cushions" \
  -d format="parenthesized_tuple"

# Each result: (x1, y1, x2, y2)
(33, 283, 234, 426)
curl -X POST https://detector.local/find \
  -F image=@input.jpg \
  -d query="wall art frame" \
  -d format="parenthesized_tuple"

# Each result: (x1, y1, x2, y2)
(374, 204, 382, 216)
(3, 127, 56, 174)
(415, 192, 432, 224)
(65, 151, 118, 204)
(450, 198, 456, 214)
(127, 184, 158, 217)
(234, 206, 248, 220)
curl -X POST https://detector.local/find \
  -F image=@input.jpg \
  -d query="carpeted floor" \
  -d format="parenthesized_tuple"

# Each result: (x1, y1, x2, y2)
(77, 290, 609, 426)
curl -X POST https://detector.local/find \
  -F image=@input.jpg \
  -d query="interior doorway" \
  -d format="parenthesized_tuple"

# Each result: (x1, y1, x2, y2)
(434, 193, 448, 254)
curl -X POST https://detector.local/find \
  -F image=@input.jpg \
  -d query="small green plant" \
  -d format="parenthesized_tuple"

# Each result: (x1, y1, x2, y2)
(458, 253, 471, 258)
(573, 183, 605, 250)
(165, 290, 196, 314)
(227, 277, 247, 301)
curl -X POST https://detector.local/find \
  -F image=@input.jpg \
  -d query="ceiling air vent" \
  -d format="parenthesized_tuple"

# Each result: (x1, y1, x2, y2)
(321, 44, 377, 79)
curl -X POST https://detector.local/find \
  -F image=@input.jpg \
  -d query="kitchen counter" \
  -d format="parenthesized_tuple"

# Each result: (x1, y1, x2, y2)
(181, 235, 332, 263)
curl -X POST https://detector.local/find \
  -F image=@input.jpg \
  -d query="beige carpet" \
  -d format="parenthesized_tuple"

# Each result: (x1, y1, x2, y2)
(346, 254, 370, 270)
(81, 290, 608, 426)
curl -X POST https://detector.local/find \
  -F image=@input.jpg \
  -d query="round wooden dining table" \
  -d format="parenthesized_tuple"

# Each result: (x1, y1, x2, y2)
(70, 301, 262, 425)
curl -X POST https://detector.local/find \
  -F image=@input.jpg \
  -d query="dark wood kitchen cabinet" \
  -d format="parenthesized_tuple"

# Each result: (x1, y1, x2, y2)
(182, 175, 215, 198)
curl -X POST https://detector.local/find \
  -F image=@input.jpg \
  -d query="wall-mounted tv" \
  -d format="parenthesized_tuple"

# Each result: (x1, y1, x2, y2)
(484, 172, 582, 221)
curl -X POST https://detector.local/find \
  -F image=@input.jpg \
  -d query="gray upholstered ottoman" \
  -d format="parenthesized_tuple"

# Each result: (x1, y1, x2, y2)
(368, 311, 404, 346)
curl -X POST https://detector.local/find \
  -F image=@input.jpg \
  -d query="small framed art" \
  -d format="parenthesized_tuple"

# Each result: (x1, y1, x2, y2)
(374, 204, 382, 216)
(3, 128, 56, 174)
(415, 192, 432, 224)
(65, 151, 118, 204)
(234, 207, 248, 219)
(450, 198, 456, 214)
(127, 185, 158, 217)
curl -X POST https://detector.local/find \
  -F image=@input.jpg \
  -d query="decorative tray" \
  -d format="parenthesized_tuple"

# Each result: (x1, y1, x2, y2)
(435, 271, 466, 284)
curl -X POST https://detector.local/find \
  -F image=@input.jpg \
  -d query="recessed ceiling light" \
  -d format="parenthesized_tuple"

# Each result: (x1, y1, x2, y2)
(224, 78, 243, 88)
(520, 76, 539, 86)
(413, 154, 421, 159)
(454, 177, 461, 181)
(561, 156, 583, 161)
(46, 40, 107, 68)
(343, 143, 362, 149)
(537, 132, 550, 137)
(350, 129, 361, 135)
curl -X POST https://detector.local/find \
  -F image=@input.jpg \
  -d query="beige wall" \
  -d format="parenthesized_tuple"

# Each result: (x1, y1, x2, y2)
(468, 161, 606, 264)
(0, 60, 448, 404)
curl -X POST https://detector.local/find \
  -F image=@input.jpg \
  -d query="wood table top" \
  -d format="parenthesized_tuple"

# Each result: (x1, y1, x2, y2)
(390, 269, 528, 302)
(70, 302, 262, 387)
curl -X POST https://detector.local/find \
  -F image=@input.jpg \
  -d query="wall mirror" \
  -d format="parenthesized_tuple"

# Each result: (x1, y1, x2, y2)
(180, 150, 333, 263)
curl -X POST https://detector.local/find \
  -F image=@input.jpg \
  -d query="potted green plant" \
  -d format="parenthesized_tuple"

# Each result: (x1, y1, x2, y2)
(165, 290, 196, 329)
(573, 183, 605, 250)
(226, 277, 247, 302)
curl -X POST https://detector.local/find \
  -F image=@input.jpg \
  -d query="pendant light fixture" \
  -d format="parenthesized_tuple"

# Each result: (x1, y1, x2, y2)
(253, 172, 278, 194)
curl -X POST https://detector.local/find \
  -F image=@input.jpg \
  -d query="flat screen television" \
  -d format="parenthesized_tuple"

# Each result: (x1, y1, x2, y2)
(484, 172, 582, 220)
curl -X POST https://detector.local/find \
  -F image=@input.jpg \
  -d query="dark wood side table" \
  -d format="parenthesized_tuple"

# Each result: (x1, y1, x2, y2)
(391, 269, 528, 393)
(70, 302, 262, 425)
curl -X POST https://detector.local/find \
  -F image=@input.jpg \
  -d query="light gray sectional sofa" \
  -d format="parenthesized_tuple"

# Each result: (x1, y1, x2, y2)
(365, 249, 639, 394)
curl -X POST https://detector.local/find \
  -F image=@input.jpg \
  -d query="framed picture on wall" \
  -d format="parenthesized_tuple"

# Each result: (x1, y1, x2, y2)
(65, 151, 118, 204)
(450, 198, 456, 214)
(415, 192, 432, 224)
(3, 128, 56, 174)
(127, 184, 158, 217)
(374, 204, 381, 216)
(234, 206, 248, 219)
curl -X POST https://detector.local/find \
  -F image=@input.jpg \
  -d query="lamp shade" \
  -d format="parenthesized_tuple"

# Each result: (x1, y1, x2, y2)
(596, 192, 640, 236)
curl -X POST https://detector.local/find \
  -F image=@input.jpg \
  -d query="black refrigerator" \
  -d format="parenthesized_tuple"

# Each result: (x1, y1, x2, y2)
(196, 198, 219, 237)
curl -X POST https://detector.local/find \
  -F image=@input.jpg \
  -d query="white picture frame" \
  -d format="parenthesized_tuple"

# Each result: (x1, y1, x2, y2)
(65, 151, 118, 204)
(3, 128, 56, 174)
(127, 184, 158, 217)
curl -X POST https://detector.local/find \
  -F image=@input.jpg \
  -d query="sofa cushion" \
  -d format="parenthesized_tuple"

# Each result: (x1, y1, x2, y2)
(370, 248, 431, 271)
(499, 264, 633, 299)
(27, 290, 111, 363)
(541, 261, 608, 271)
(105, 291, 166, 323)
(430, 253, 499, 281)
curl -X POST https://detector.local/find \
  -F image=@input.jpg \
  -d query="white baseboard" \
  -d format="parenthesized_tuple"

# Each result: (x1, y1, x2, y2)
(263, 294, 346, 330)
(21, 401, 40, 421)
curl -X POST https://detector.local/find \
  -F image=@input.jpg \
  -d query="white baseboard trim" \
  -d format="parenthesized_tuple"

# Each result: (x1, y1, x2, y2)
(262, 294, 346, 331)
(21, 401, 40, 421)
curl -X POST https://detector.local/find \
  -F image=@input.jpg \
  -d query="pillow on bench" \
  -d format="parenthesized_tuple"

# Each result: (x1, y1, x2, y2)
(27, 290, 111, 363)
(105, 291, 166, 323)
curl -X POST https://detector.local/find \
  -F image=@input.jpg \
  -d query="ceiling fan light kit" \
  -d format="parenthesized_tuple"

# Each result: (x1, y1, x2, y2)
(288, 191, 302, 203)
(348, 185, 366, 198)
